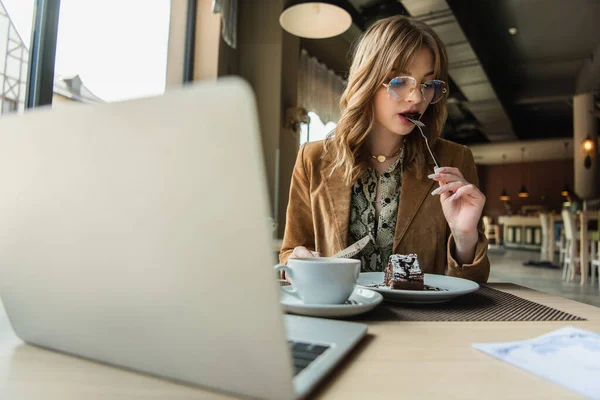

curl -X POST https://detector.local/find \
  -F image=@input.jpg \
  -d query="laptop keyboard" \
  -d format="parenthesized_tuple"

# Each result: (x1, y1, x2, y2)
(288, 340, 331, 376)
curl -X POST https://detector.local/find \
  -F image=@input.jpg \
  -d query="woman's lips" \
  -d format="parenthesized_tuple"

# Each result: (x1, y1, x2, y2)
(398, 114, 416, 125)
(402, 112, 421, 120)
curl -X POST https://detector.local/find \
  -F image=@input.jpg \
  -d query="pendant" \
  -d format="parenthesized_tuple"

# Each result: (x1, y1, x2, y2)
(376, 155, 386, 163)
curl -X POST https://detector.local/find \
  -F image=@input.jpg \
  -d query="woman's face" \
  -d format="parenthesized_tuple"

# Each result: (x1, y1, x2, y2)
(373, 47, 435, 137)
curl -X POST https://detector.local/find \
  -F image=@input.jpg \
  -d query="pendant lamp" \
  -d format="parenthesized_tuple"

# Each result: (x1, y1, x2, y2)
(280, 1, 352, 39)
(499, 153, 510, 201)
(518, 147, 529, 198)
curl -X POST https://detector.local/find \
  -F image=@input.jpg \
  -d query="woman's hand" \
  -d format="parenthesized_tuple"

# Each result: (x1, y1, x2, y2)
(428, 166, 485, 264)
(289, 246, 321, 259)
(281, 246, 321, 280)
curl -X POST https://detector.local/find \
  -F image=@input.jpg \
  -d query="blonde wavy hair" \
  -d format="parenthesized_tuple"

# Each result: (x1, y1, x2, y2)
(323, 15, 449, 185)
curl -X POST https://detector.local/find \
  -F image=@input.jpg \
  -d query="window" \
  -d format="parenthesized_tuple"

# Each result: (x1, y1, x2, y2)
(300, 111, 337, 145)
(53, 0, 171, 105)
(1, 96, 17, 113)
(0, 0, 35, 115)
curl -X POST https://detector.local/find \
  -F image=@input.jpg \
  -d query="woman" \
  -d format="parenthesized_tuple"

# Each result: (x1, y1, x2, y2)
(280, 16, 489, 283)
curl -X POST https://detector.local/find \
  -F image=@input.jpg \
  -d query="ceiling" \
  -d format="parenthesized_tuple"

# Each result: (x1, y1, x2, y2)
(301, 0, 600, 146)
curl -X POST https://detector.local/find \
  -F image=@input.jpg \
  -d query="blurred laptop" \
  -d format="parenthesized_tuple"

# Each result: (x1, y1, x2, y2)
(0, 78, 367, 399)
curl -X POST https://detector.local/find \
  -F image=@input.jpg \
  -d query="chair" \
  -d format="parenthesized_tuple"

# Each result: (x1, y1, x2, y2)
(561, 209, 579, 281)
(557, 223, 566, 265)
(482, 216, 501, 246)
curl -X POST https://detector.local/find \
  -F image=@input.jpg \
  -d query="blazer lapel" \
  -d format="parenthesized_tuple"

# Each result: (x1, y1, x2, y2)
(393, 165, 436, 249)
(320, 168, 352, 250)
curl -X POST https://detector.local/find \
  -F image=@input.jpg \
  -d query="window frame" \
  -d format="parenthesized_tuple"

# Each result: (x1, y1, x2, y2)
(25, 0, 60, 108)
(25, 0, 195, 109)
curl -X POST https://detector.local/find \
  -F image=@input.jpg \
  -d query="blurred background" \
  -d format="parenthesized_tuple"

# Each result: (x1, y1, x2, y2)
(1, 0, 599, 302)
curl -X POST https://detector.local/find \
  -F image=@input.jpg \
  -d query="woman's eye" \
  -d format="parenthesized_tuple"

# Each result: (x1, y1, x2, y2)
(390, 78, 407, 86)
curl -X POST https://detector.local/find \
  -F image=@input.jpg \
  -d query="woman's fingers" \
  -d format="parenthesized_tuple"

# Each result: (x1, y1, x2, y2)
(428, 172, 463, 184)
(434, 166, 464, 179)
(289, 246, 320, 259)
(448, 183, 486, 203)
(284, 246, 319, 279)
(431, 180, 464, 196)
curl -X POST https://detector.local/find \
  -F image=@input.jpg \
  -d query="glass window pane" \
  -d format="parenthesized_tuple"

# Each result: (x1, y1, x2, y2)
(300, 111, 337, 145)
(0, 0, 35, 115)
(53, 0, 171, 106)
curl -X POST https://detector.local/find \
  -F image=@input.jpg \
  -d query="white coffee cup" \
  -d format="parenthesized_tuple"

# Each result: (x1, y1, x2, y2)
(274, 257, 360, 304)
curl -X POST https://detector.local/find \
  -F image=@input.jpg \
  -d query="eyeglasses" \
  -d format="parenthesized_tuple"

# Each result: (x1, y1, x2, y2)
(382, 76, 448, 104)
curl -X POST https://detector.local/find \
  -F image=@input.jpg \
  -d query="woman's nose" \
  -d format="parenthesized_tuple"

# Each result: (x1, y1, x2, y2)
(406, 87, 424, 104)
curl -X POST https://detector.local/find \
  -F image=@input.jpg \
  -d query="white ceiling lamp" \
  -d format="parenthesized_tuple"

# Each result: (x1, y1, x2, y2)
(280, 1, 352, 39)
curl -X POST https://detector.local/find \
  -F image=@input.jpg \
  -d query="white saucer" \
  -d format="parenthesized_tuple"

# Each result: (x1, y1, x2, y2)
(357, 272, 479, 304)
(280, 286, 383, 318)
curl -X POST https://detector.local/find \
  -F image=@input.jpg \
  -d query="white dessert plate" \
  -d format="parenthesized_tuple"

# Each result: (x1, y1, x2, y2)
(357, 272, 479, 304)
(280, 286, 383, 318)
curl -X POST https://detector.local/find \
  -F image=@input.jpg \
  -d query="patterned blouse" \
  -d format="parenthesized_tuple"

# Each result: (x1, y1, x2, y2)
(348, 154, 403, 272)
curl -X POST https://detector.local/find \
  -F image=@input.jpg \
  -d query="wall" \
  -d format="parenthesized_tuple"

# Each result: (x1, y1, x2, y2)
(218, 34, 238, 77)
(216, 0, 300, 236)
(192, 1, 308, 237)
(194, 0, 222, 81)
(165, 0, 188, 86)
(479, 159, 574, 221)
(236, 0, 284, 221)
(278, 32, 301, 237)
(573, 93, 599, 200)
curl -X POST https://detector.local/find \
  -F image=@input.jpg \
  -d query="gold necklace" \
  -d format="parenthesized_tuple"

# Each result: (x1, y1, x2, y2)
(371, 147, 403, 163)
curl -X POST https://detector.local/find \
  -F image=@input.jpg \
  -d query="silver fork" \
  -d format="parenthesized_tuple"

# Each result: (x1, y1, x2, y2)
(405, 117, 440, 169)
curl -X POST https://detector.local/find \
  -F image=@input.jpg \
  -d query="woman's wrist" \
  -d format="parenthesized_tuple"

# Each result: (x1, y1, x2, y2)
(451, 229, 478, 266)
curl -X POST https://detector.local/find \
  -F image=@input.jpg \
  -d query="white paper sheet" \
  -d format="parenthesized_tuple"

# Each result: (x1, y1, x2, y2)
(473, 326, 600, 399)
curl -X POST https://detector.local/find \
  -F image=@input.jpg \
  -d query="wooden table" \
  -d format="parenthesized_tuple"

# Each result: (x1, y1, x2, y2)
(1, 284, 598, 399)
(497, 216, 543, 250)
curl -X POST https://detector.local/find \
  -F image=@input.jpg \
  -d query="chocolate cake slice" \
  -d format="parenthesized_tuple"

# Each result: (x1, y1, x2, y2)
(384, 254, 424, 290)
